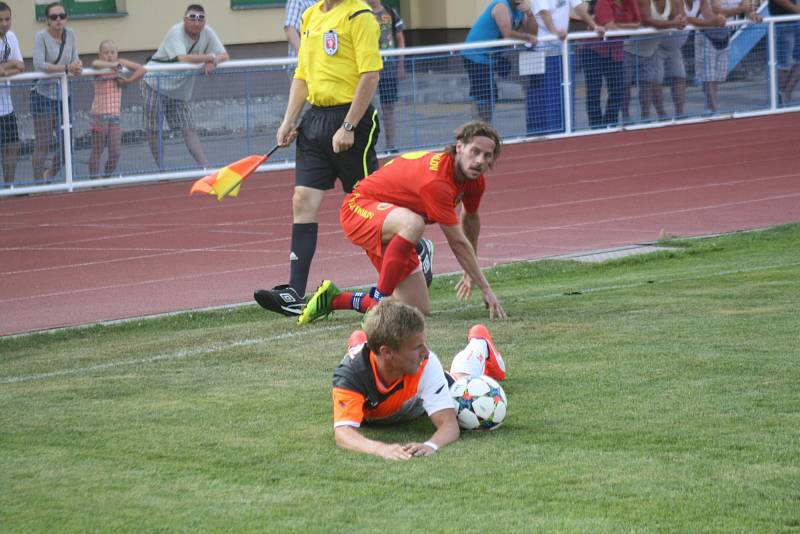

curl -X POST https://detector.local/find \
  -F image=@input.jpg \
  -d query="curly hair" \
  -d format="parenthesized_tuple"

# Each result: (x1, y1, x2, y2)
(444, 120, 502, 166)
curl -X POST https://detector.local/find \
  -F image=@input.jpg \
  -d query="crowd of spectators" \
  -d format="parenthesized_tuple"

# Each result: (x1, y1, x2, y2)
(0, 0, 793, 186)
(464, 0, 771, 131)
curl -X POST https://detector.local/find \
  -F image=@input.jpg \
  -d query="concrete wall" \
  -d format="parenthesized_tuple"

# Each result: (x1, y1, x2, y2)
(11, 0, 488, 59)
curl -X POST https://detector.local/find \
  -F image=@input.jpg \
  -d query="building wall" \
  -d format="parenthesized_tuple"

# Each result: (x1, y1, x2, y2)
(11, 0, 490, 59)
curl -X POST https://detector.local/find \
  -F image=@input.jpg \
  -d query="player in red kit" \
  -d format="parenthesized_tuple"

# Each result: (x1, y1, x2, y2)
(298, 121, 507, 324)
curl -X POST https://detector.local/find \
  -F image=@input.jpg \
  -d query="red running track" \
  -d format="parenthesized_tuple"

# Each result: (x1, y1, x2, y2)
(1, 114, 799, 336)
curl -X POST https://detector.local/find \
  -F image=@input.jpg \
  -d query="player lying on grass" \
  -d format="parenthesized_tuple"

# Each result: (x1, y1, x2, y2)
(333, 298, 507, 460)
(298, 120, 508, 325)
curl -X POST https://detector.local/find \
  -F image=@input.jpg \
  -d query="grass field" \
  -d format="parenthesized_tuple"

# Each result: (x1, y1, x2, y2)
(2, 224, 799, 532)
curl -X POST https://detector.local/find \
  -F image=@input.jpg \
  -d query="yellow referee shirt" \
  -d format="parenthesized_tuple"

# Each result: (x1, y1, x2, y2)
(295, 0, 383, 107)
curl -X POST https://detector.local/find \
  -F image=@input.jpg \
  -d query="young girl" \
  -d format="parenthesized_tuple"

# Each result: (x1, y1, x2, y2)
(89, 39, 144, 178)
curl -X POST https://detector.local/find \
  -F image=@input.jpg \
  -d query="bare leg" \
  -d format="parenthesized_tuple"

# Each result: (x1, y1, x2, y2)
(88, 129, 106, 178)
(704, 81, 719, 112)
(476, 102, 493, 123)
(2, 142, 19, 183)
(783, 64, 800, 103)
(639, 81, 653, 120)
(32, 116, 56, 180)
(652, 83, 666, 118)
(182, 127, 208, 168)
(382, 102, 396, 149)
(392, 271, 431, 315)
(146, 129, 162, 168)
(621, 84, 632, 122)
(105, 128, 122, 177)
(671, 77, 686, 117)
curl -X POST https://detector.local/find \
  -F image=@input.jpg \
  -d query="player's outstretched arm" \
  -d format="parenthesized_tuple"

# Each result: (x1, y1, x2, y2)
(406, 408, 460, 457)
(440, 224, 507, 319)
(334, 425, 414, 460)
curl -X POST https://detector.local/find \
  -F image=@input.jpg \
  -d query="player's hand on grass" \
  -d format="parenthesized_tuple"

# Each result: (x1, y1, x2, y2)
(405, 442, 436, 457)
(456, 273, 473, 300)
(276, 121, 298, 147)
(378, 443, 414, 460)
(483, 289, 508, 320)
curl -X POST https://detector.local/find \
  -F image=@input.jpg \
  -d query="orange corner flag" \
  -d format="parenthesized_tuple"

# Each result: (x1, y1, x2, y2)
(189, 154, 268, 201)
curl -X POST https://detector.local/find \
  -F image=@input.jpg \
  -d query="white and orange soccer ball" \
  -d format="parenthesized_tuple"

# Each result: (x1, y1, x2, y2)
(450, 375, 507, 431)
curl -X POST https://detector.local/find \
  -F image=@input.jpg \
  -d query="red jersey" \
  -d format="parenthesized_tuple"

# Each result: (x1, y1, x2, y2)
(353, 151, 486, 226)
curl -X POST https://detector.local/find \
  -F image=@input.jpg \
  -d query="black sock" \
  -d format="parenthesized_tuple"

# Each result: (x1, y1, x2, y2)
(288, 223, 318, 297)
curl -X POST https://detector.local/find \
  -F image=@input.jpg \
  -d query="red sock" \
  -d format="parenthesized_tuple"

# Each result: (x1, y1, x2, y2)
(377, 235, 417, 295)
(332, 292, 379, 313)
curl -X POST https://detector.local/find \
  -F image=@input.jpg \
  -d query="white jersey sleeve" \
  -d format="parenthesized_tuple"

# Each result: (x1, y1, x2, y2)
(418, 351, 456, 416)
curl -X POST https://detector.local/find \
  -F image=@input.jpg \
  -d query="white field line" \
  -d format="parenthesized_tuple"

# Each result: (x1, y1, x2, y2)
(2, 260, 798, 385)
(0, 324, 347, 385)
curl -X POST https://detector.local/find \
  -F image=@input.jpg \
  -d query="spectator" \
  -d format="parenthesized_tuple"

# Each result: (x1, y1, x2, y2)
(332, 298, 506, 460)
(530, 0, 603, 134)
(297, 121, 508, 325)
(367, 0, 406, 152)
(463, 0, 538, 123)
(283, 0, 317, 59)
(0, 2, 23, 184)
(622, 0, 686, 123)
(142, 4, 228, 169)
(694, 0, 760, 114)
(254, 0, 383, 319)
(579, 0, 641, 128)
(88, 40, 145, 178)
(30, 2, 82, 182)
(656, 0, 725, 120)
(768, 0, 800, 105)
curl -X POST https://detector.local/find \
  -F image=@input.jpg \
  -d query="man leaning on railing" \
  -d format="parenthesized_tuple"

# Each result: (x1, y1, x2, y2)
(142, 3, 228, 170)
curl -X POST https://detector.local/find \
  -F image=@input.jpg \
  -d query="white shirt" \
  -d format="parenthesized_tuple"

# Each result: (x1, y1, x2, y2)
(533, 0, 584, 41)
(0, 30, 23, 116)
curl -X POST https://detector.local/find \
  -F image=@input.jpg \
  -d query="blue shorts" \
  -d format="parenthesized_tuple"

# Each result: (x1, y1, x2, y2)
(776, 21, 800, 71)
(464, 57, 497, 106)
(29, 90, 62, 118)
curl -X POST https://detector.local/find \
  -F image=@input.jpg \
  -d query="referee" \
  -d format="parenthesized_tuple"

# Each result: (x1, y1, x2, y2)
(255, 0, 383, 317)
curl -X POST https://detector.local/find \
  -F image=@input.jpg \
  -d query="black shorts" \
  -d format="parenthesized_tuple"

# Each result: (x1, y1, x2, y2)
(0, 112, 19, 145)
(295, 103, 380, 193)
(464, 57, 497, 106)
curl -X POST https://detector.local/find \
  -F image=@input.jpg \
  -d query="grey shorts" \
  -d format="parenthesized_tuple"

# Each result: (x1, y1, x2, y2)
(142, 83, 195, 131)
(658, 38, 687, 80)
(624, 51, 661, 85)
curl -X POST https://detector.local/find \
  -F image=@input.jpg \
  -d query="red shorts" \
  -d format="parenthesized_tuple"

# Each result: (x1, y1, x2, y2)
(340, 192, 420, 274)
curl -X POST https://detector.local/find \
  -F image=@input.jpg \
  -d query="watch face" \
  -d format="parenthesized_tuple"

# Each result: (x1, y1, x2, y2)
(343, 122, 354, 131)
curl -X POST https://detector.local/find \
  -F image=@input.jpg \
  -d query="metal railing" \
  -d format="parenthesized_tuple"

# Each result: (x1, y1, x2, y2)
(1, 14, 798, 197)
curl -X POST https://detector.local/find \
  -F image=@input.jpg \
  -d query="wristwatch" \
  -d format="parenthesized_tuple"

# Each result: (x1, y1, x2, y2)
(342, 121, 355, 132)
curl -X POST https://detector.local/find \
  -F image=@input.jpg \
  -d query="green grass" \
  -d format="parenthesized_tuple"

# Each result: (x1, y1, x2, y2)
(2, 224, 799, 533)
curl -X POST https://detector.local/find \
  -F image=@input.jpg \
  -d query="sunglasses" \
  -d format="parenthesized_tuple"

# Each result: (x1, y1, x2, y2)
(185, 13, 205, 21)
(48, 13, 67, 21)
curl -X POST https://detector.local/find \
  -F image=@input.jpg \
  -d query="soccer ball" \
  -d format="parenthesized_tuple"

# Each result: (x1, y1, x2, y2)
(450, 375, 507, 431)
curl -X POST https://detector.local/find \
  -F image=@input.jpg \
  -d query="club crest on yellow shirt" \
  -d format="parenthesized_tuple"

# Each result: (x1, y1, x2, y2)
(323, 30, 338, 56)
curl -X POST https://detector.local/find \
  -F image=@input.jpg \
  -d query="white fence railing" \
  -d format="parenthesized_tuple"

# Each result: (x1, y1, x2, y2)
(1, 15, 798, 197)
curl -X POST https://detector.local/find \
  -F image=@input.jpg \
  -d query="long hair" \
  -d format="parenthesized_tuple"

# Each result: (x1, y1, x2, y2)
(444, 121, 502, 167)
(45, 2, 65, 18)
